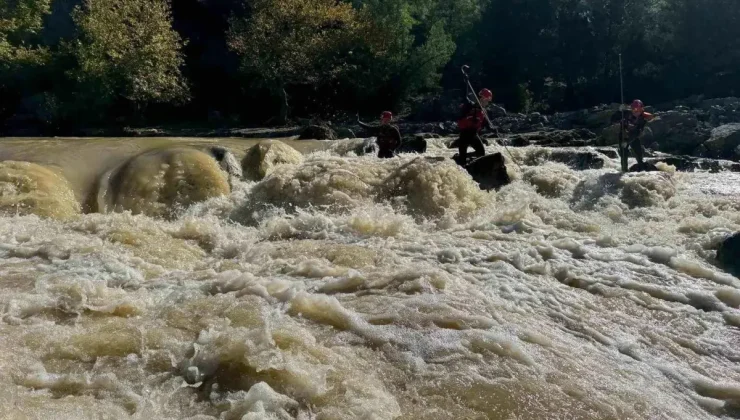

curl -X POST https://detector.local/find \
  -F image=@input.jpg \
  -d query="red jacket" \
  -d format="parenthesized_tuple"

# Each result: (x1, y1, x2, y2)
(457, 100, 485, 132)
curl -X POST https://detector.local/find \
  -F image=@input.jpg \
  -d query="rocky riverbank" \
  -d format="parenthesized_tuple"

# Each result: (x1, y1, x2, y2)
(289, 95, 740, 164)
(4, 95, 740, 164)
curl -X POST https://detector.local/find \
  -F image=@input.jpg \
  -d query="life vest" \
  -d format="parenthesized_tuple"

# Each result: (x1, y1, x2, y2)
(457, 103, 485, 131)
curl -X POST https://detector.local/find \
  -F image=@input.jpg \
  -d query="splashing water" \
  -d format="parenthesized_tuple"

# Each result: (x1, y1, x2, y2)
(0, 137, 739, 419)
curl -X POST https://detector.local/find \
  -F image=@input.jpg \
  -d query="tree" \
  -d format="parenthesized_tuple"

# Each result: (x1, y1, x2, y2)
(0, 0, 54, 122)
(228, 0, 362, 124)
(658, 0, 740, 98)
(0, 0, 53, 79)
(69, 0, 189, 121)
(0, 0, 52, 66)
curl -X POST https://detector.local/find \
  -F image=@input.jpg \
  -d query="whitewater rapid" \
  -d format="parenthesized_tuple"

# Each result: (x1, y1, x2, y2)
(0, 137, 739, 419)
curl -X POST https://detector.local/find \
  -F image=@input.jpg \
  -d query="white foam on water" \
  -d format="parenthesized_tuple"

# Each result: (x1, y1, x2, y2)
(0, 141, 739, 419)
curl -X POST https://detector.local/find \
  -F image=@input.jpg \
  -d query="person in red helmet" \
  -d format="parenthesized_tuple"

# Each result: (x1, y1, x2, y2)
(621, 99, 655, 170)
(357, 111, 401, 159)
(456, 88, 496, 165)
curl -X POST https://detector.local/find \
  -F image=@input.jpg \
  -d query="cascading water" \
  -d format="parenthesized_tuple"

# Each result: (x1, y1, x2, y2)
(0, 136, 738, 420)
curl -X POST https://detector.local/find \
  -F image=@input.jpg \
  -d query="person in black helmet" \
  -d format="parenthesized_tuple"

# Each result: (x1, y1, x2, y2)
(357, 111, 402, 159)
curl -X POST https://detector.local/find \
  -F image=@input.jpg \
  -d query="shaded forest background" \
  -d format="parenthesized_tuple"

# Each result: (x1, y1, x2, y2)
(2, 0, 740, 130)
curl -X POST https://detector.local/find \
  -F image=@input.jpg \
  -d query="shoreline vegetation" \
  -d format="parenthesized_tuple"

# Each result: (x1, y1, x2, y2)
(2, 0, 740, 138)
(4, 94, 740, 166)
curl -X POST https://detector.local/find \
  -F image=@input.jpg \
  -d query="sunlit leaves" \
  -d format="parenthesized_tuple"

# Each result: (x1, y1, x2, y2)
(0, 0, 52, 77)
(228, 0, 362, 89)
(70, 0, 189, 106)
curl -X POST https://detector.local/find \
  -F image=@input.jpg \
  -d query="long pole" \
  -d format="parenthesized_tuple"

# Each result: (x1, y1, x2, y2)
(461, 65, 522, 170)
(619, 54, 624, 107)
(618, 54, 627, 172)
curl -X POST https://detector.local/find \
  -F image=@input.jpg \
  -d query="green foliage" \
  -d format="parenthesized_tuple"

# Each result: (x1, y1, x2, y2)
(228, 0, 361, 90)
(402, 21, 455, 94)
(0, 0, 51, 38)
(341, 0, 466, 107)
(69, 0, 189, 115)
(0, 0, 52, 78)
(3, 0, 740, 127)
(227, 0, 469, 113)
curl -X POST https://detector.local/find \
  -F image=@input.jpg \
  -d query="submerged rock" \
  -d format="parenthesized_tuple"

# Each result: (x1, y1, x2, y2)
(595, 147, 619, 159)
(548, 149, 606, 170)
(102, 148, 230, 219)
(209, 146, 243, 182)
(717, 233, 740, 276)
(458, 153, 511, 191)
(0, 161, 80, 219)
(242, 140, 304, 181)
(628, 162, 660, 172)
(641, 154, 740, 173)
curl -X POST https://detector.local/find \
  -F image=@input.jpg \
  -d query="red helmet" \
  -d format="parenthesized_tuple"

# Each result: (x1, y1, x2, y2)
(479, 89, 493, 100)
(381, 111, 393, 120)
(631, 99, 644, 109)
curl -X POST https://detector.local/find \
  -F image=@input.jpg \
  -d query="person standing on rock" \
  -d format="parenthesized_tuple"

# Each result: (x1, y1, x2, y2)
(455, 88, 495, 165)
(357, 111, 402, 159)
(621, 99, 655, 170)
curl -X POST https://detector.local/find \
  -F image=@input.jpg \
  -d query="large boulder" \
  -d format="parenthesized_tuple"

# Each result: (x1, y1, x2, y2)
(704, 124, 740, 160)
(460, 153, 511, 191)
(647, 111, 709, 154)
(102, 148, 230, 219)
(717, 233, 740, 276)
(299, 125, 336, 140)
(242, 140, 304, 181)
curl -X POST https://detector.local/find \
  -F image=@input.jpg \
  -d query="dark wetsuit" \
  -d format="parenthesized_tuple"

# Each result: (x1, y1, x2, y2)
(358, 121, 401, 158)
(456, 95, 489, 164)
(622, 112, 651, 168)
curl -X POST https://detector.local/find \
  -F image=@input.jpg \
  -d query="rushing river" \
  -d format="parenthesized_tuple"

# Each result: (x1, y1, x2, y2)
(0, 136, 739, 420)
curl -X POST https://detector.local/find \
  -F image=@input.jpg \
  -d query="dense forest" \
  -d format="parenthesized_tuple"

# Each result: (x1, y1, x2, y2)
(1, 0, 740, 130)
